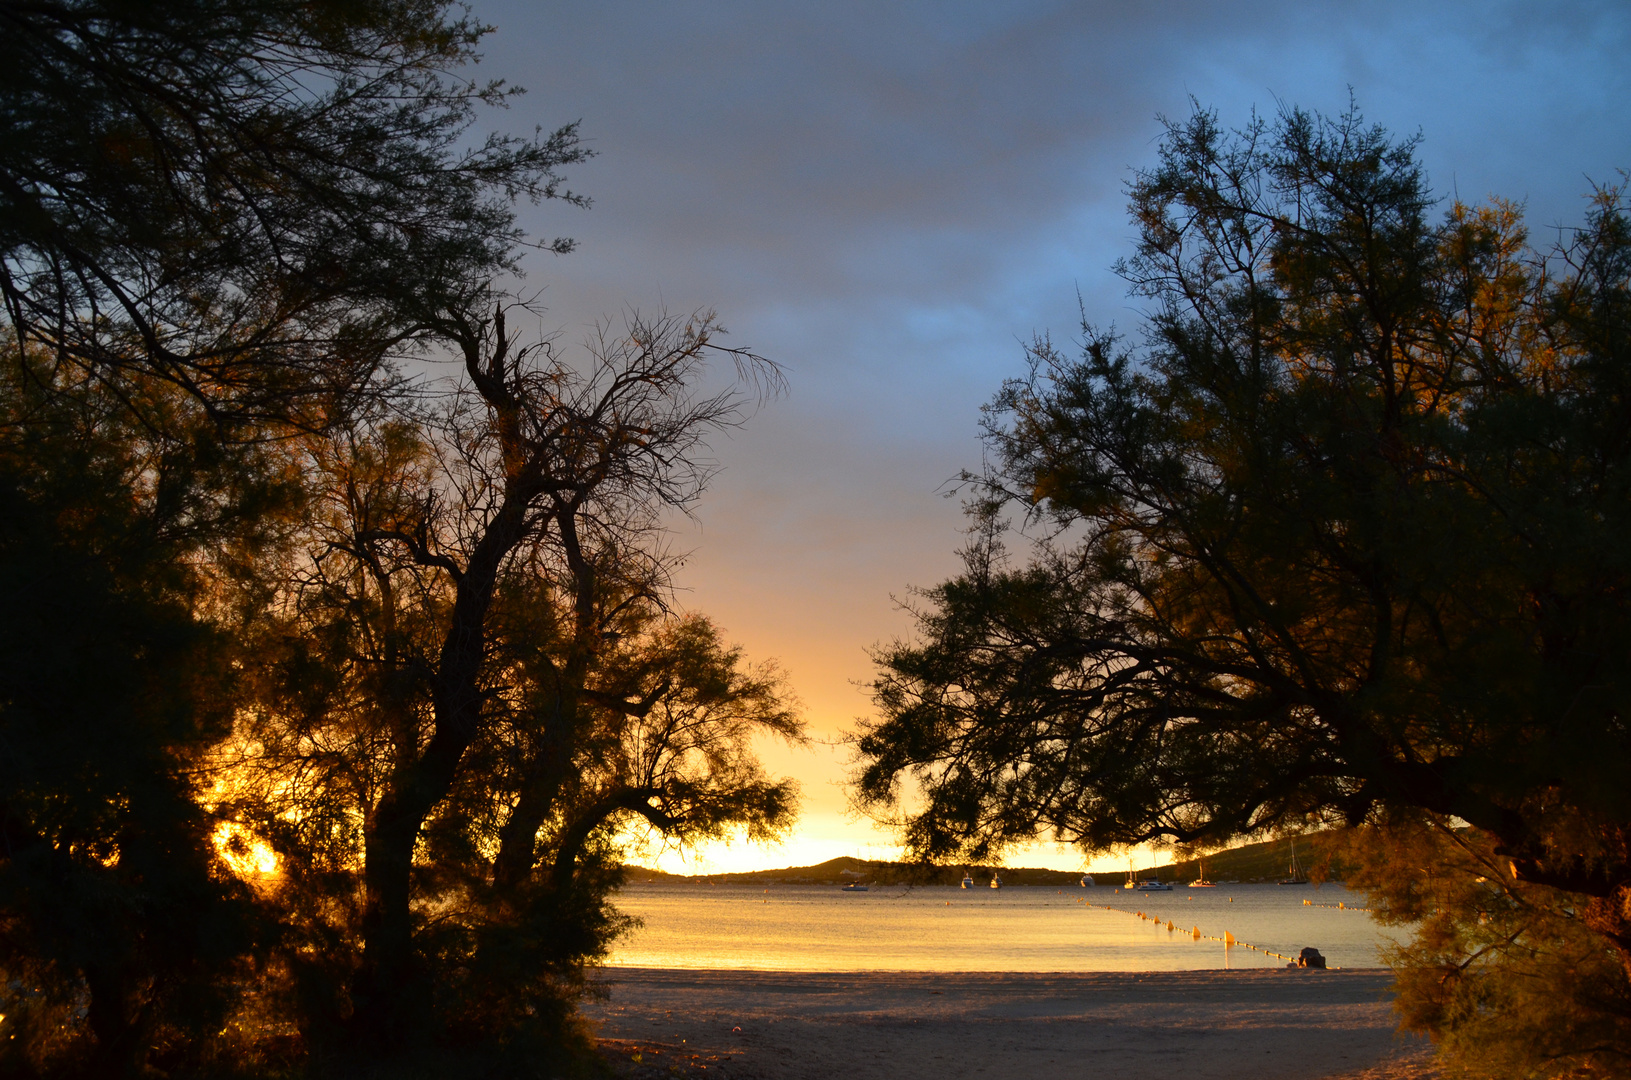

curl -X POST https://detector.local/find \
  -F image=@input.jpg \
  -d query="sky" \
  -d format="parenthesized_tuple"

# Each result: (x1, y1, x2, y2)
(465, 0, 1631, 874)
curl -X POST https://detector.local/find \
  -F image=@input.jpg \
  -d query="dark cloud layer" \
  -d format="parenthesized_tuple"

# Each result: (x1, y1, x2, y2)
(468, 0, 1631, 868)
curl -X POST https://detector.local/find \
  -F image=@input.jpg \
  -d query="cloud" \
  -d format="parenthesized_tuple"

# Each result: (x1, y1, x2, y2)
(466, 0, 1631, 871)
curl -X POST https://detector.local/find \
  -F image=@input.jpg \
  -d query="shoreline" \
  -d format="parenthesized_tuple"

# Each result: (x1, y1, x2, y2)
(587, 967, 1434, 1080)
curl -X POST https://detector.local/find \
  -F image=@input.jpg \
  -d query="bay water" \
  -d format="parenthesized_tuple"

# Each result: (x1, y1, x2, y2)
(607, 881, 1406, 972)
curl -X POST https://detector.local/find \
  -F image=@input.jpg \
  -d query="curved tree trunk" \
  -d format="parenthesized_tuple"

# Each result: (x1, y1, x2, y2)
(550, 787, 675, 893)
(491, 698, 580, 891)
(350, 486, 532, 1047)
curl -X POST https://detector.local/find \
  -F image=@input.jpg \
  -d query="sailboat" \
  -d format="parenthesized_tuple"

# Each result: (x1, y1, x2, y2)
(1189, 858, 1216, 888)
(1124, 859, 1172, 891)
(1278, 839, 1309, 885)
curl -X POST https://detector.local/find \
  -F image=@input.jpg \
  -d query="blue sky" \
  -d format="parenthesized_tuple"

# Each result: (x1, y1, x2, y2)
(466, 0, 1631, 871)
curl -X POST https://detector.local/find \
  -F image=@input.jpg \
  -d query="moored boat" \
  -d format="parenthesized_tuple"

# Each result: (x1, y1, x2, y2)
(1278, 839, 1309, 885)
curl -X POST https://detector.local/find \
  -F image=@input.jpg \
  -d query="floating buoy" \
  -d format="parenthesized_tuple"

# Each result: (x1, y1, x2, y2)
(1225, 931, 1235, 945)
(1192, 926, 1200, 939)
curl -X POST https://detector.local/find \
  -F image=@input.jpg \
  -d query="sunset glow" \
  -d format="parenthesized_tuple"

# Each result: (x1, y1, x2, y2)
(478, 0, 1631, 874)
(2, 1, 1625, 1072)
(213, 822, 279, 878)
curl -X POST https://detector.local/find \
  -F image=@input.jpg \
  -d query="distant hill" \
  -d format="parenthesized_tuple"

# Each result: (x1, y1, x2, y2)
(620, 855, 1074, 887)
(621, 834, 1348, 888)
(1158, 834, 1344, 884)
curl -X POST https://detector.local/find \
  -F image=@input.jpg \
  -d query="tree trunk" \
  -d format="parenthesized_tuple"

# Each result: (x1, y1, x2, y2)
(550, 787, 675, 893)
(491, 699, 579, 891)
(493, 508, 600, 892)
(351, 798, 422, 1046)
(349, 495, 528, 1047)
(83, 961, 154, 1080)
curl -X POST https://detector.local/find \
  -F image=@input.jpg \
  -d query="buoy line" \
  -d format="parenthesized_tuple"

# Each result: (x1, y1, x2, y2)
(1085, 902, 1344, 969)
(1302, 898, 1371, 912)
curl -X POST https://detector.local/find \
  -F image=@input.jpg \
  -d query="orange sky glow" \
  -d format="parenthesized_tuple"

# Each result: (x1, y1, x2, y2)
(469, 0, 1631, 880)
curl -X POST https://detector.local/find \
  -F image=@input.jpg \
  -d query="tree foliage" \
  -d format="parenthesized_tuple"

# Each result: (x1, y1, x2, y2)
(0, 0, 588, 428)
(853, 102, 1631, 1073)
(0, 4, 801, 1075)
(214, 308, 800, 1067)
(1332, 819, 1631, 1079)
(0, 345, 300, 1078)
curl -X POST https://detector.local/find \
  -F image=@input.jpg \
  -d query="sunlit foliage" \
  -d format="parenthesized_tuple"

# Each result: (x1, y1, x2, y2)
(0, 345, 301, 1078)
(1333, 820, 1631, 1079)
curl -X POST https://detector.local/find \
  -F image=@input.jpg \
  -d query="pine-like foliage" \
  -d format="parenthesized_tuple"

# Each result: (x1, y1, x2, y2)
(855, 101, 1631, 1074)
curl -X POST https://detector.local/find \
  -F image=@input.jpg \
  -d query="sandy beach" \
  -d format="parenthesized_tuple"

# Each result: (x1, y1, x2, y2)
(586, 967, 1435, 1080)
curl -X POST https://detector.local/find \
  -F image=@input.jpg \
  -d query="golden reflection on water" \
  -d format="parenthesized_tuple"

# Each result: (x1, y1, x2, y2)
(608, 882, 1402, 972)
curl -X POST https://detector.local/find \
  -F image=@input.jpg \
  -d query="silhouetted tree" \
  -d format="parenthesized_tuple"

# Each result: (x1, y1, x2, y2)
(0, 5, 795, 1073)
(854, 102, 1631, 1072)
(0, 0, 588, 429)
(0, 348, 300, 1078)
(542, 612, 802, 895)
(220, 308, 800, 1069)
(0, 3, 605, 1073)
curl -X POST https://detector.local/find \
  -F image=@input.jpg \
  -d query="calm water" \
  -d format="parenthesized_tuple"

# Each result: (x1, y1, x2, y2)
(607, 882, 1406, 972)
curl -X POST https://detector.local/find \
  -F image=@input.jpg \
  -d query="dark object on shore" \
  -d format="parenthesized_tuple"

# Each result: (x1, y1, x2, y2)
(1296, 948, 1327, 969)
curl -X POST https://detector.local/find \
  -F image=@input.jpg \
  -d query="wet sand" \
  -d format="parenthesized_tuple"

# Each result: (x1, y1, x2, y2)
(586, 967, 1435, 1080)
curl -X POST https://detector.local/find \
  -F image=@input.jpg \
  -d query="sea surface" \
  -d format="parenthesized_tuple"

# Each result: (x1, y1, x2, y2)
(606, 881, 1408, 972)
